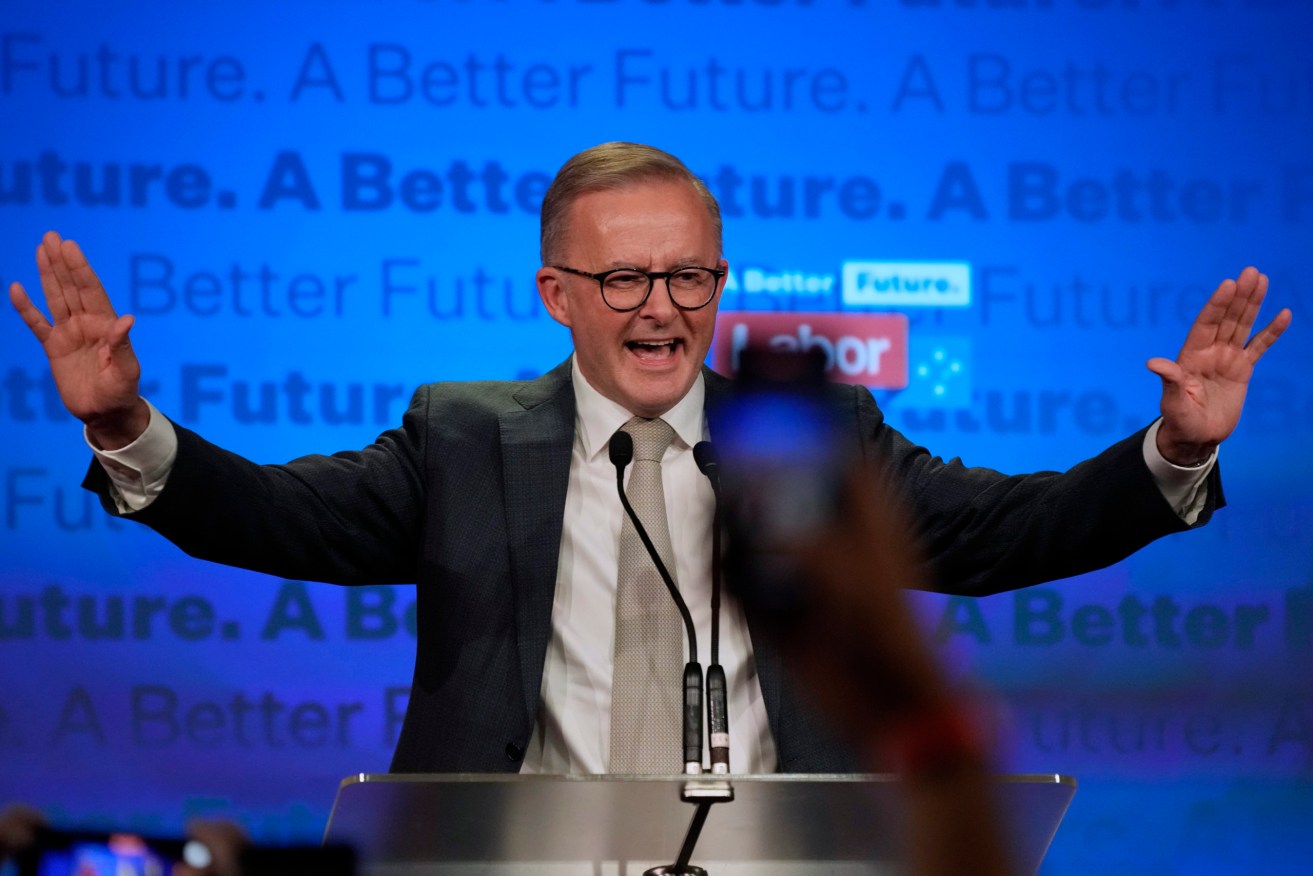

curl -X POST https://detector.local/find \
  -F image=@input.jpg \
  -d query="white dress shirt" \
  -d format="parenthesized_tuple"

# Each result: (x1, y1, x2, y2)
(518, 360, 777, 773)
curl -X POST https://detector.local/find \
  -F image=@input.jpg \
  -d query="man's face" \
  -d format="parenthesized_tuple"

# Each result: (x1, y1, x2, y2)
(537, 180, 726, 418)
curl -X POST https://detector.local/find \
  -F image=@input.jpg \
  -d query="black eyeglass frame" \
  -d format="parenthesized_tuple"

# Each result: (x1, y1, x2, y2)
(550, 264, 727, 312)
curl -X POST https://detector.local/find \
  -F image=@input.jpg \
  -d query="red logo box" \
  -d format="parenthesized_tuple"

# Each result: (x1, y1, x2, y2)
(713, 313, 909, 389)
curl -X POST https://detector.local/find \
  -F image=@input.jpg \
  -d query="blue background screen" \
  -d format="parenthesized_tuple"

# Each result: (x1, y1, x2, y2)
(2, 2, 1311, 872)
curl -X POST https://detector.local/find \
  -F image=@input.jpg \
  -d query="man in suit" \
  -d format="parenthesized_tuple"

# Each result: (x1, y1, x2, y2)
(8, 142, 1291, 775)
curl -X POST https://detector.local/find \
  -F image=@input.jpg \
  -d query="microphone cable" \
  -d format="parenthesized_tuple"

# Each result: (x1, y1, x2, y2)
(693, 441, 730, 774)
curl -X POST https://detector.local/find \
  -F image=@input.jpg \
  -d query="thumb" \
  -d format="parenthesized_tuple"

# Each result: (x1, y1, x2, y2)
(1146, 356, 1183, 386)
(107, 313, 135, 350)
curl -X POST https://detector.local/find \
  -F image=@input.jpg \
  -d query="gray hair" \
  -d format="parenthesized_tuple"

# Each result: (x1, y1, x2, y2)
(539, 142, 723, 264)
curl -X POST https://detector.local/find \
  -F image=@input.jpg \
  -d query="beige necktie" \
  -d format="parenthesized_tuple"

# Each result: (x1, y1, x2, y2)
(609, 416, 683, 774)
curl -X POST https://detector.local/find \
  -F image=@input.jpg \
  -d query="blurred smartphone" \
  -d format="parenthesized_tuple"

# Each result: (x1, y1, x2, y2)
(15, 827, 356, 876)
(16, 828, 189, 876)
(710, 347, 851, 622)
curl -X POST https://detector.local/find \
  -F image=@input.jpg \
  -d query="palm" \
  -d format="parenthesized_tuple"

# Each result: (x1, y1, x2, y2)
(1149, 267, 1291, 459)
(9, 232, 142, 425)
(45, 309, 140, 418)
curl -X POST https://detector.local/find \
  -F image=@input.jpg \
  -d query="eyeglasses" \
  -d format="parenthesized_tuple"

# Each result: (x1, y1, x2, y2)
(551, 264, 725, 312)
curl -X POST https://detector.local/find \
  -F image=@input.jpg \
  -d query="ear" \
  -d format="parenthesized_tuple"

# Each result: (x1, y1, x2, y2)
(710, 257, 730, 307)
(536, 267, 572, 328)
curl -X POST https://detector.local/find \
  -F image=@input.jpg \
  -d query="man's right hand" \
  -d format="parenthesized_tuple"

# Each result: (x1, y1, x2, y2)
(9, 231, 149, 449)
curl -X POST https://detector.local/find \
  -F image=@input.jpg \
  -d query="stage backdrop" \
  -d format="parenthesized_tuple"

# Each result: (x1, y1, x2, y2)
(2, 2, 1311, 873)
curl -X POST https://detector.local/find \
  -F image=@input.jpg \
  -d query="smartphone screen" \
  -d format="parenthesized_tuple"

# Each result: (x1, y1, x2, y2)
(18, 830, 189, 876)
(711, 347, 851, 621)
(14, 828, 357, 876)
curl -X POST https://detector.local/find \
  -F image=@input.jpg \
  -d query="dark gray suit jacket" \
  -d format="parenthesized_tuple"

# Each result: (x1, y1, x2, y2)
(86, 359, 1219, 773)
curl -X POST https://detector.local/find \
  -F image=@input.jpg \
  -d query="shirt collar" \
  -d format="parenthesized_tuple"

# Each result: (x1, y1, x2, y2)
(572, 357, 706, 461)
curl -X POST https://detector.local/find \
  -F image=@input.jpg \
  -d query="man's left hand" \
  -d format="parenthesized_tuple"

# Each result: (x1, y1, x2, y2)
(1149, 266, 1291, 466)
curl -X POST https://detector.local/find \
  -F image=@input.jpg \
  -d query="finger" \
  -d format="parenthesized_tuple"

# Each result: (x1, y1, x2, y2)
(1178, 277, 1234, 354)
(1212, 269, 1257, 348)
(43, 230, 86, 316)
(35, 232, 72, 322)
(8, 281, 53, 343)
(1244, 307, 1292, 363)
(62, 237, 116, 318)
(1219, 267, 1265, 346)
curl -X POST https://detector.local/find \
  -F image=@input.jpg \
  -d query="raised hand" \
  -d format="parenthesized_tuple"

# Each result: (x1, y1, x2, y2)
(764, 462, 1011, 876)
(9, 231, 149, 449)
(1148, 267, 1291, 466)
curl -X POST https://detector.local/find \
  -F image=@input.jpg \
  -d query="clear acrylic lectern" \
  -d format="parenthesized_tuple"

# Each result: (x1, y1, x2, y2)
(324, 773, 1075, 875)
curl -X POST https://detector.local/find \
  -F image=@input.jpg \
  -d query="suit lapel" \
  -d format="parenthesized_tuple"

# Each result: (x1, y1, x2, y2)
(500, 361, 576, 719)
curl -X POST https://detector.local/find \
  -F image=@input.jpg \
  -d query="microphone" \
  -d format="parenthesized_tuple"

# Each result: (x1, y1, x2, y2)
(692, 441, 720, 486)
(609, 428, 633, 468)
(610, 428, 703, 774)
(694, 441, 730, 774)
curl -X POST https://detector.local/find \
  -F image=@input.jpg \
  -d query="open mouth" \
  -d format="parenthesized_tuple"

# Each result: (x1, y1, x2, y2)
(625, 339, 683, 362)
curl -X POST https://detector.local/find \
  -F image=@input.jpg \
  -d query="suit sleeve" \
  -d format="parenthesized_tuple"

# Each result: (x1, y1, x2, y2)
(850, 386, 1225, 596)
(82, 387, 432, 585)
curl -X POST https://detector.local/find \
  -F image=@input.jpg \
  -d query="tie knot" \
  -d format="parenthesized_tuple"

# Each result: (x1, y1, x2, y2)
(622, 417, 675, 462)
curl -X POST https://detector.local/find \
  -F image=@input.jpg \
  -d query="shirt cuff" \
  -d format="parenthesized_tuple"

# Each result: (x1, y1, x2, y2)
(85, 399, 178, 513)
(1142, 418, 1215, 525)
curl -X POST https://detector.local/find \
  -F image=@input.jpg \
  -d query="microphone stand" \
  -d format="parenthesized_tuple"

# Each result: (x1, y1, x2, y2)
(644, 779, 735, 876)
